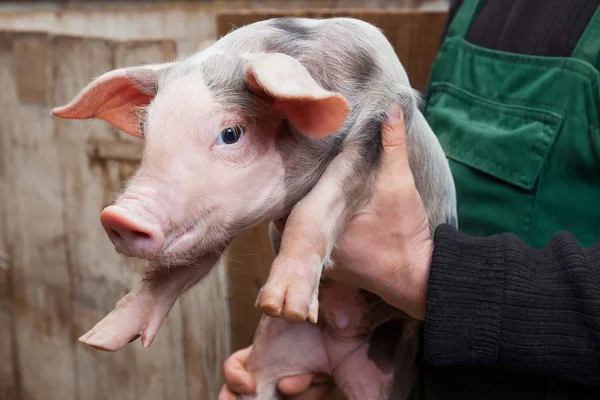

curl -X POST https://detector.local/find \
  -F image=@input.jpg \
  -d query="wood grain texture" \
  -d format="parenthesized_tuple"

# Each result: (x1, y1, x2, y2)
(180, 258, 232, 400)
(0, 34, 20, 400)
(225, 225, 274, 350)
(0, 31, 76, 400)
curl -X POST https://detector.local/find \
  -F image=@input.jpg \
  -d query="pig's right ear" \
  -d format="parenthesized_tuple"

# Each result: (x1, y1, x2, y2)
(243, 53, 349, 139)
(51, 63, 173, 138)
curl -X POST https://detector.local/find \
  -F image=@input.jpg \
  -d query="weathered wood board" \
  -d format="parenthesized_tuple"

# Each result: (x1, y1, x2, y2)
(0, 1, 449, 55)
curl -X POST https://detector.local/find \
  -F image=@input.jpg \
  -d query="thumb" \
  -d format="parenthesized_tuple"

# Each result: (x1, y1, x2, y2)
(279, 374, 335, 400)
(278, 374, 315, 395)
(380, 104, 410, 176)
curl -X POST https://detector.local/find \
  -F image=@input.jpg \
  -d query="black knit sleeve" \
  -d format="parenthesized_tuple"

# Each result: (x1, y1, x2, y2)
(423, 224, 600, 387)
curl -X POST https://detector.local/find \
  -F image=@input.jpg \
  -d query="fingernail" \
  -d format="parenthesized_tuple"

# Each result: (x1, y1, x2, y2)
(385, 104, 403, 124)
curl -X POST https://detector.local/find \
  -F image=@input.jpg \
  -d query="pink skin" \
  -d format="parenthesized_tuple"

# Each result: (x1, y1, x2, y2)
(51, 53, 350, 350)
(238, 281, 402, 400)
(81, 255, 218, 351)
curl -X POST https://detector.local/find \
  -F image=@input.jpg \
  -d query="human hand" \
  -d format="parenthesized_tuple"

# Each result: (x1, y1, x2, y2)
(277, 104, 433, 320)
(329, 105, 433, 319)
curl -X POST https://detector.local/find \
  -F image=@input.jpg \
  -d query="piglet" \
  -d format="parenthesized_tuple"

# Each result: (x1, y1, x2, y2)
(52, 17, 457, 398)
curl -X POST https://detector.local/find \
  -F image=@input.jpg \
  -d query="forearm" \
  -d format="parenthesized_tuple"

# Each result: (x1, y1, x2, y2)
(424, 224, 600, 386)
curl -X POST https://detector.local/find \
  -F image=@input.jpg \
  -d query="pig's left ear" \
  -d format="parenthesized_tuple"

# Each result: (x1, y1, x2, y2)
(243, 53, 349, 139)
(51, 62, 174, 138)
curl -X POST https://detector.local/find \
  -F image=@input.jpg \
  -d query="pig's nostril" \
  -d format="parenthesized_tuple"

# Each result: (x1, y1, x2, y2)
(107, 228, 122, 240)
(109, 225, 154, 243)
(130, 230, 151, 241)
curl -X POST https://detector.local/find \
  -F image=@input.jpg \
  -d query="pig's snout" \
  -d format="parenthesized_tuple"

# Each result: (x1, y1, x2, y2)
(100, 206, 164, 259)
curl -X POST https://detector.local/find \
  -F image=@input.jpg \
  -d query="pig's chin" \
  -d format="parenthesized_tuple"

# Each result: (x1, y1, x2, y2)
(151, 226, 229, 268)
(165, 228, 202, 255)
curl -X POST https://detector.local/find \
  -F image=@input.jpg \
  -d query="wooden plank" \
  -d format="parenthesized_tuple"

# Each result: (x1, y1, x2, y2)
(215, 9, 448, 92)
(0, 31, 76, 400)
(225, 225, 274, 351)
(180, 258, 232, 400)
(217, 9, 448, 353)
(0, 36, 19, 400)
(51, 34, 137, 400)
(86, 139, 144, 162)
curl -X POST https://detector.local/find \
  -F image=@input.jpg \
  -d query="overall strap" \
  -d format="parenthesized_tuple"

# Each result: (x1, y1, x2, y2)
(446, 0, 487, 39)
(571, 4, 600, 68)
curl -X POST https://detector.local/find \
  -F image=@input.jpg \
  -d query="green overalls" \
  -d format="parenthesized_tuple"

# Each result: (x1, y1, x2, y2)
(411, 0, 600, 398)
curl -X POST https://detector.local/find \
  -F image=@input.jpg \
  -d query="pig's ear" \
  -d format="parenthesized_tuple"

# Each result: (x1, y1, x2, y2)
(51, 63, 173, 138)
(243, 53, 349, 139)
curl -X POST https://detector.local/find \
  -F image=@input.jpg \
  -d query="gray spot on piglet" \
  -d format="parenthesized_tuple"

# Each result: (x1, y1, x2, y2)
(359, 116, 384, 168)
(273, 17, 313, 38)
(353, 48, 380, 89)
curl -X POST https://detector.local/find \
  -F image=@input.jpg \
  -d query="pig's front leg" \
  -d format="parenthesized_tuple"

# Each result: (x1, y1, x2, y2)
(79, 255, 220, 351)
(257, 148, 371, 324)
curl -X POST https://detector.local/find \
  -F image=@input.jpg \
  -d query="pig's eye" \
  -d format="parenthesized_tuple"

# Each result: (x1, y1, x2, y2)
(218, 126, 245, 145)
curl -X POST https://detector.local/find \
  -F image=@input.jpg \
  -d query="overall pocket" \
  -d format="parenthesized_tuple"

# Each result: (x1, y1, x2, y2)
(424, 83, 563, 243)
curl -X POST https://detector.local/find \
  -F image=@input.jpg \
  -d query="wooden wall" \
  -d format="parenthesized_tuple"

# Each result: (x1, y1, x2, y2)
(218, 9, 449, 352)
(0, 1, 449, 54)
(0, 32, 230, 400)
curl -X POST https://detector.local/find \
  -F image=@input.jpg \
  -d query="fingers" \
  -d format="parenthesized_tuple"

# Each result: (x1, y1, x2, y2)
(278, 374, 315, 395)
(380, 104, 411, 178)
(377, 104, 420, 199)
(279, 374, 336, 400)
(218, 385, 236, 400)
(222, 346, 256, 395)
(382, 103, 408, 150)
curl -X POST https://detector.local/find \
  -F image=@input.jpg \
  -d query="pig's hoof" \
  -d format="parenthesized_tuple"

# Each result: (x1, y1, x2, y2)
(256, 255, 322, 323)
(257, 290, 309, 323)
(258, 295, 282, 317)
(256, 284, 317, 324)
(77, 297, 151, 352)
(282, 306, 309, 324)
(79, 329, 133, 352)
(308, 289, 320, 324)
